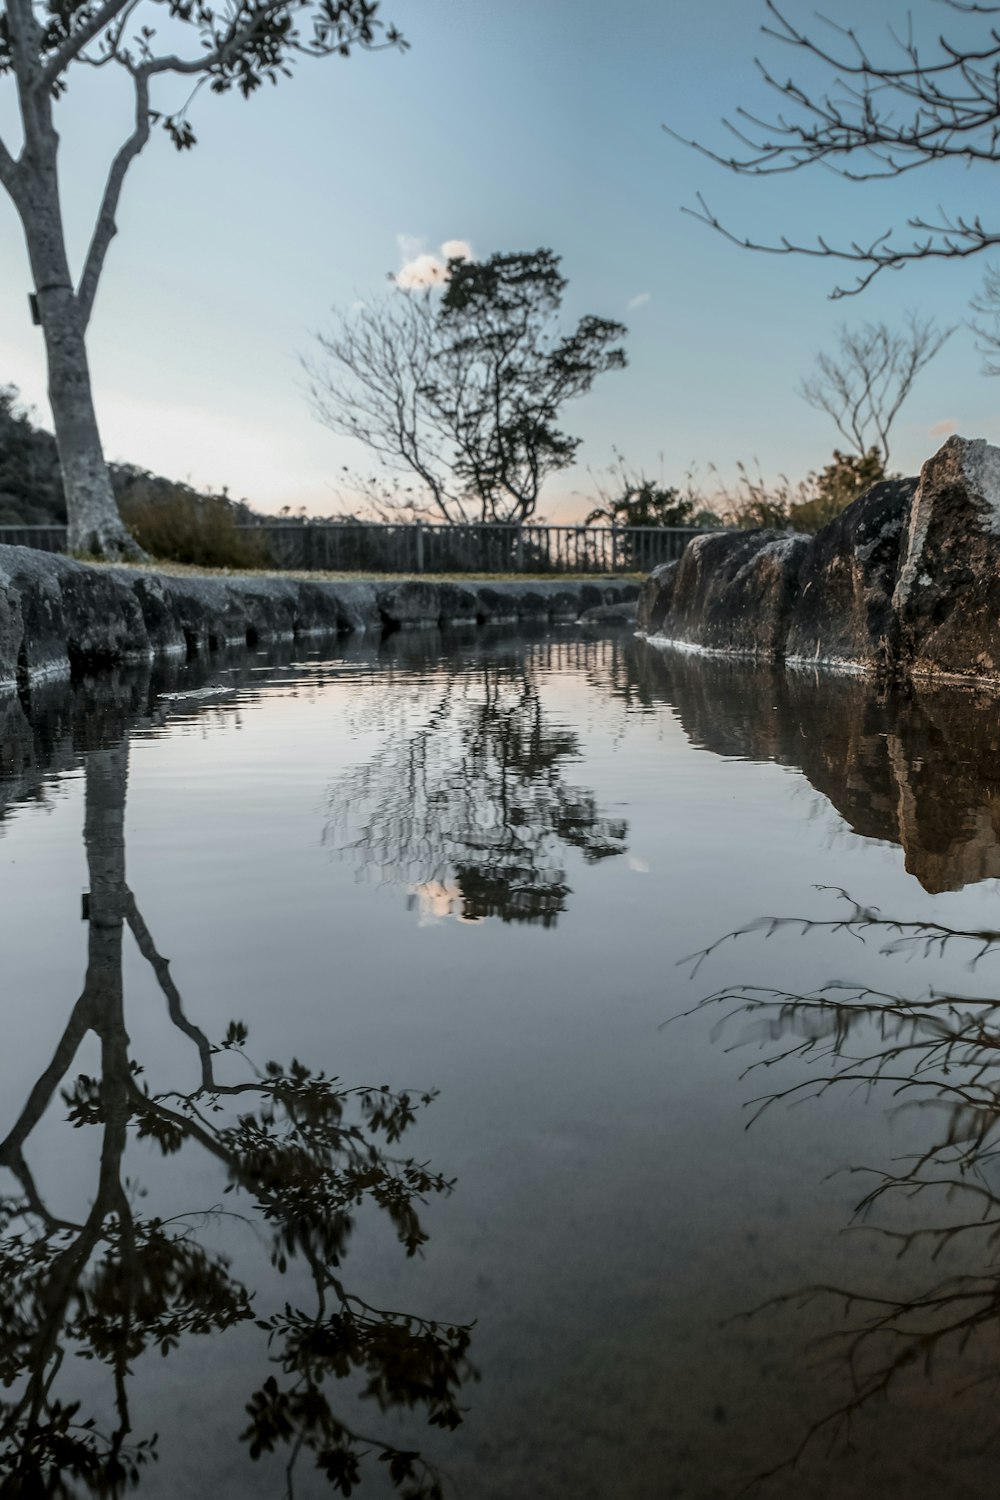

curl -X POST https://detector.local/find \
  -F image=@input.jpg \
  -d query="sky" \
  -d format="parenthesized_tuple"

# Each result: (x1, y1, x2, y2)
(2, 0, 1000, 521)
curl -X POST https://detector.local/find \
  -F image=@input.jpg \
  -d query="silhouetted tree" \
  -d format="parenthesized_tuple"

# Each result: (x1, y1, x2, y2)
(0, 0, 404, 557)
(308, 250, 627, 525)
(800, 314, 953, 467)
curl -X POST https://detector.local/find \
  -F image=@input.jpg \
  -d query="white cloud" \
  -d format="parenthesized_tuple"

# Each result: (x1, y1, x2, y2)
(627, 291, 652, 311)
(441, 239, 474, 262)
(394, 236, 476, 289)
(928, 418, 959, 437)
(395, 253, 450, 289)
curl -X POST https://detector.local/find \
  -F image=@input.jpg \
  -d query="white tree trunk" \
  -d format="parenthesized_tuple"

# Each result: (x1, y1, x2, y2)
(10, 82, 142, 560)
(43, 289, 140, 558)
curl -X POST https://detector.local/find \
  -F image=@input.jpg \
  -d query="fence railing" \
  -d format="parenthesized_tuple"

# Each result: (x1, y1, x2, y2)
(0, 525, 69, 553)
(235, 522, 705, 574)
(0, 521, 707, 573)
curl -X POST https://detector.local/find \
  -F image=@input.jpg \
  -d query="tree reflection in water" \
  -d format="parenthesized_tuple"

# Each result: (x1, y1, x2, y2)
(0, 736, 472, 1498)
(327, 656, 628, 927)
(685, 890, 1000, 1485)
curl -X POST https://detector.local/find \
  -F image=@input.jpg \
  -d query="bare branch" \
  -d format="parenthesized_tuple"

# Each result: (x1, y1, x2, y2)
(673, 2, 1000, 294)
(799, 312, 954, 465)
(76, 66, 151, 329)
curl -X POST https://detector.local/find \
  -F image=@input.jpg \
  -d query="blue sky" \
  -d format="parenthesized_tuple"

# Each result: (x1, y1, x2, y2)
(2, 0, 999, 519)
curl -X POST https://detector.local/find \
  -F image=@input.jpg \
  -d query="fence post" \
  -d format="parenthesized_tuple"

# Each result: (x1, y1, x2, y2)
(415, 522, 424, 574)
(611, 526, 619, 573)
(516, 524, 524, 572)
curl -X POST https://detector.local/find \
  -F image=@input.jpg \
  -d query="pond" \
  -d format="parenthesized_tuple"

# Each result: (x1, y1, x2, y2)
(2, 625, 1000, 1498)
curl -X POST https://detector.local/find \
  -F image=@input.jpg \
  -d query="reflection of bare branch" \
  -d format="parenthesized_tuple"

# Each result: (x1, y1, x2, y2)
(687, 889, 1000, 1487)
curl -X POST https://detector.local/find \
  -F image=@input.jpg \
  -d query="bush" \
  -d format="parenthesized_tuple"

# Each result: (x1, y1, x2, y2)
(700, 449, 889, 535)
(115, 477, 273, 569)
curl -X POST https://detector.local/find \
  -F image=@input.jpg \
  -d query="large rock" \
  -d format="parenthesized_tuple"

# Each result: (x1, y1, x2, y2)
(654, 530, 808, 658)
(637, 561, 679, 635)
(893, 436, 1000, 681)
(0, 566, 25, 689)
(785, 477, 917, 669)
(1, 548, 152, 679)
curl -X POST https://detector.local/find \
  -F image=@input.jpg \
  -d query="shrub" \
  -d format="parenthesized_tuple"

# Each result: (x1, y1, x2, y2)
(115, 476, 273, 569)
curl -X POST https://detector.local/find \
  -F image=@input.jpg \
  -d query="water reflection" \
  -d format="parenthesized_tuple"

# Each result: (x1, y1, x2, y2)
(687, 891, 1000, 1486)
(631, 641, 1000, 893)
(327, 650, 629, 927)
(0, 667, 472, 1497)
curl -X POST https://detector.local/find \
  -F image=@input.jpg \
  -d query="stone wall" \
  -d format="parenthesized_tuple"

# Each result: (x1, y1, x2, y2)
(0, 548, 639, 691)
(638, 435, 1000, 686)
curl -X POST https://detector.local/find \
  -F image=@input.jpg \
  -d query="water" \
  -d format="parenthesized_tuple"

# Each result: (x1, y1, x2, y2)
(2, 627, 1000, 1498)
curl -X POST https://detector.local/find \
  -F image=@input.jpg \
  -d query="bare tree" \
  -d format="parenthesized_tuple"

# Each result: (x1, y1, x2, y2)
(0, 0, 404, 558)
(800, 313, 953, 466)
(307, 249, 627, 526)
(668, 0, 1000, 299)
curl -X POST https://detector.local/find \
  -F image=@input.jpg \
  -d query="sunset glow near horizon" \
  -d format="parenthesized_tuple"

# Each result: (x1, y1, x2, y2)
(2, 0, 999, 520)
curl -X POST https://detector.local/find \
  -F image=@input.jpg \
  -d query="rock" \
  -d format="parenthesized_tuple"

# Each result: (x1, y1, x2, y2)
(636, 561, 679, 635)
(785, 477, 917, 669)
(473, 586, 519, 624)
(0, 547, 643, 688)
(158, 576, 251, 654)
(436, 581, 481, 624)
(656, 530, 808, 658)
(377, 580, 442, 628)
(893, 436, 1000, 681)
(0, 548, 152, 680)
(0, 567, 24, 689)
(578, 600, 638, 625)
(320, 581, 381, 632)
(118, 569, 186, 656)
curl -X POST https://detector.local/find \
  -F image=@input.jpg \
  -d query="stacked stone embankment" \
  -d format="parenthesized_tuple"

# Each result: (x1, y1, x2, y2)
(0, 550, 639, 691)
(637, 435, 1000, 685)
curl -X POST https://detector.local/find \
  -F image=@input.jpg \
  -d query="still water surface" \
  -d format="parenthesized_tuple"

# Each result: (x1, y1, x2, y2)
(2, 627, 1000, 1497)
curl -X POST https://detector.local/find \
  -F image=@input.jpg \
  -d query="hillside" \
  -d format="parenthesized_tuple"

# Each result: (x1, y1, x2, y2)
(0, 384, 264, 528)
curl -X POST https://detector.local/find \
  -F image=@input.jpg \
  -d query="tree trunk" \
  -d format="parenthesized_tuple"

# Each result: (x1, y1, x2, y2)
(43, 292, 142, 559)
(14, 144, 143, 561)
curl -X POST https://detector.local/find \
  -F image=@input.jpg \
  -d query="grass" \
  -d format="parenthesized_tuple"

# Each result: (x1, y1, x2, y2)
(91, 557, 645, 584)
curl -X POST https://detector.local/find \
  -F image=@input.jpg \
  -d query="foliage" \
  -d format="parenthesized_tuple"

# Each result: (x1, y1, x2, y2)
(789, 447, 887, 534)
(584, 453, 696, 529)
(308, 248, 627, 525)
(0, 385, 64, 525)
(701, 449, 888, 535)
(114, 472, 273, 569)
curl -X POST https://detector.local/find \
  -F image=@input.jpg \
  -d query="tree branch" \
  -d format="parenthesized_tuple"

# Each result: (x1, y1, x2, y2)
(39, 0, 135, 91)
(0, 134, 18, 193)
(76, 66, 151, 330)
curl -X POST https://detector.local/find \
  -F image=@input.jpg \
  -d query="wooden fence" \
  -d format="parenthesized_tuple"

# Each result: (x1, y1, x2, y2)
(0, 521, 707, 574)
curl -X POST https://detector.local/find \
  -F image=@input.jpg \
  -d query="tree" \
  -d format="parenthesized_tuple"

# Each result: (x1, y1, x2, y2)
(308, 249, 628, 525)
(0, 0, 404, 559)
(671, 0, 1000, 299)
(789, 447, 887, 533)
(800, 314, 953, 467)
(584, 453, 696, 528)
